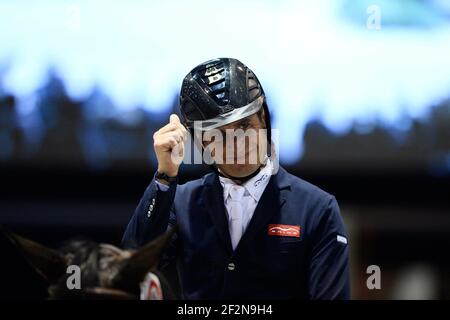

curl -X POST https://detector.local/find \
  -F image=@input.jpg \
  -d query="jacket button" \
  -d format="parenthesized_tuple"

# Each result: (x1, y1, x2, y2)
(227, 262, 235, 271)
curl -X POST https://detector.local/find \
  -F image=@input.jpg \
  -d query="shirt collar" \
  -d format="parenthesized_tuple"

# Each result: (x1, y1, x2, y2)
(219, 159, 274, 202)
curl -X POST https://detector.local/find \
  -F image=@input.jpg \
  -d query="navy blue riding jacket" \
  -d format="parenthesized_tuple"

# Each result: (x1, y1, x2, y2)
(121, 166, 350, 299)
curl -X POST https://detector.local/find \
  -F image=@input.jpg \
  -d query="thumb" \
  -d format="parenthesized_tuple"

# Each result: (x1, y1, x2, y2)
(170, 114, 180, 124)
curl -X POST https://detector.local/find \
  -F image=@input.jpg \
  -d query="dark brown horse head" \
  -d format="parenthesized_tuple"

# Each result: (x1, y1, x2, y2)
(0, 225, 176, 299)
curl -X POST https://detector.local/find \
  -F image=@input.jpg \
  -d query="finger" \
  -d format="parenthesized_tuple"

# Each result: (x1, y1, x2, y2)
(156, 136, 179, 150)
(157, 121, 186, 136)
(180, 124, 188, 136)
(172, 140, 185, 156)
(171, 124, 187, 137)
(157, 123, 179, 135)
(159, 129, 185, 142)
(160, 129, 187, 143)
(177, 127, 187, 141)
(170, 114, 180, 124)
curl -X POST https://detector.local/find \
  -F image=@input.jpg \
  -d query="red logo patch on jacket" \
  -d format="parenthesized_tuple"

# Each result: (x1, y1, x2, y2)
(267, 224, 300, 238)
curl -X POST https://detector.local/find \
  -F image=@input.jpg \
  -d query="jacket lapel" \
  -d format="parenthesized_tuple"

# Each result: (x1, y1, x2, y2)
(201, 173, 233, 254)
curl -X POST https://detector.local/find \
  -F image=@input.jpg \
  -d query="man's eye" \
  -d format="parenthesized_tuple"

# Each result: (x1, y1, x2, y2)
(239, 122, 250, 129)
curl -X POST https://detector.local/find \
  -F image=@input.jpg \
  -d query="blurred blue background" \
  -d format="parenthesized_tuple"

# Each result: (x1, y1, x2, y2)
(1, 0, 450, 299)
(1, 0, 450, 170)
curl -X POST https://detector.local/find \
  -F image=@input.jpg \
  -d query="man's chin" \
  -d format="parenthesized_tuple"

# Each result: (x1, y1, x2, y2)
(220, 164, 260, 178)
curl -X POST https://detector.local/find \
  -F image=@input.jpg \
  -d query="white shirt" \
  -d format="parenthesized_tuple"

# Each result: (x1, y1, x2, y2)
(219, 159, 274, 250)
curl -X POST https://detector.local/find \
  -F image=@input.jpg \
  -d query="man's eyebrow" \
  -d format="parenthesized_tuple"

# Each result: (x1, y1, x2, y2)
(235, 118, 250, 127)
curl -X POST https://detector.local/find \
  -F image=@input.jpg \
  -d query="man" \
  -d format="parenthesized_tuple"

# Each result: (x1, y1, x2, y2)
(122, 58, 350, 299)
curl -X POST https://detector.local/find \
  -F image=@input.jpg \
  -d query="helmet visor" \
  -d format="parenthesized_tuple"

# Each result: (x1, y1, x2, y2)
(185, 95, 264, 131)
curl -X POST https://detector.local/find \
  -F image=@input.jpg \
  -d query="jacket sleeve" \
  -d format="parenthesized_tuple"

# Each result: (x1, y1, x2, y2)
(308, 195, 351, 300)
(121, 172, 178, 249)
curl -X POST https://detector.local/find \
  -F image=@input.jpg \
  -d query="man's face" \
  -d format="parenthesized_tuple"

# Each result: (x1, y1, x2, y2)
(201, 109, 267, 179)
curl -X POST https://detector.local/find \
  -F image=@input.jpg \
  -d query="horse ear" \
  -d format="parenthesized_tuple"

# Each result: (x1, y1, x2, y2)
(113, 226, 177, 292)
(0, 225, 67, 283)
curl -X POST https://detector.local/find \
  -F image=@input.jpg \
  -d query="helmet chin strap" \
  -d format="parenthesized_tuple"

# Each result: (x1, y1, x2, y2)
(217, 166, 262, 184)
(215, 155, 269, 185)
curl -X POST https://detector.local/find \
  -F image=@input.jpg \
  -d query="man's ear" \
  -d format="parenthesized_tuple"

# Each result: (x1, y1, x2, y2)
(0, 225, 67, 283)
(258, 107, 267, 128)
